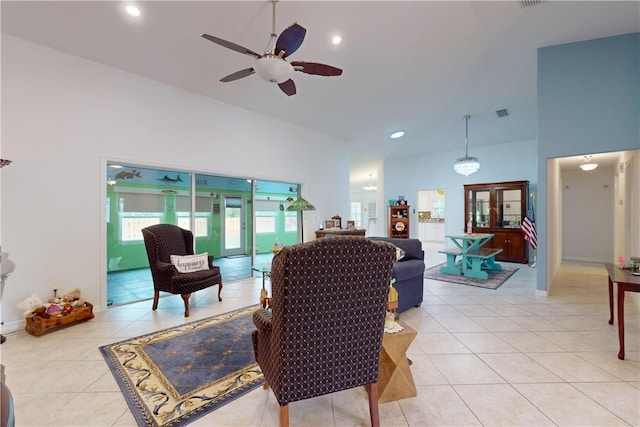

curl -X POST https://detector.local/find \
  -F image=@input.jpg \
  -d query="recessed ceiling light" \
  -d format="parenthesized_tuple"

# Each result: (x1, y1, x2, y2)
(125, 5, 141, 17)
(390, 131, 405, 139)
(332, 35, 342, 45)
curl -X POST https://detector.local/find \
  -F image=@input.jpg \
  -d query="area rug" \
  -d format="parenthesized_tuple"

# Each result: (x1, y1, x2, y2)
(424, 263, 518, 290)
(100, 305, 263, 427)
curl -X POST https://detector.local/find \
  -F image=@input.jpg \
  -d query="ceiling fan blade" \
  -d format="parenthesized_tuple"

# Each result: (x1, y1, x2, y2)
(220, 67, 255, 82)
(278, 79, 296, 96)
(291, 61, 343, 76)
(275, 23, 306, 58)
(201, 33, 262, 59)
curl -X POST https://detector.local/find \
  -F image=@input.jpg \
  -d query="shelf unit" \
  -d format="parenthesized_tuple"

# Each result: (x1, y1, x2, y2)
(389, 205, 410, 238)
(464, 181, 529, 263)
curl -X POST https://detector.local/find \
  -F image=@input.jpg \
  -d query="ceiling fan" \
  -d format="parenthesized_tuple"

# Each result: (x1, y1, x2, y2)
(201, 0, 342, 96)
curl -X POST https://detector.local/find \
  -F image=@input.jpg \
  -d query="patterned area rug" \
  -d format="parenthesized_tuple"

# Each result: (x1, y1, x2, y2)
(424, 263, 519, 290)
(100, 305, 263, 427)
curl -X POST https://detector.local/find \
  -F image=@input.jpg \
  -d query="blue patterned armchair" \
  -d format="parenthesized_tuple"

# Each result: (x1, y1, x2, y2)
(252, 236, 396, 427)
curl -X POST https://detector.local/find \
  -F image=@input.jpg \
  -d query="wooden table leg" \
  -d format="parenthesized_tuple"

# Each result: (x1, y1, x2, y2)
(608, 276, 614, 325)
(617, 282, 625, 360)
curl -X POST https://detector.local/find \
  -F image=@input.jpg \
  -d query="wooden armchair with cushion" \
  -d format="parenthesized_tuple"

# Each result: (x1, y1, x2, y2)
(252, 236, 396, 427)
(142, 224, 222, 317)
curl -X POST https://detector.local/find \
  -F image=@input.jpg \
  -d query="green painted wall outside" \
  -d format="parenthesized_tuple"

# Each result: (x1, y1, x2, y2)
(106, 183, 296, 272)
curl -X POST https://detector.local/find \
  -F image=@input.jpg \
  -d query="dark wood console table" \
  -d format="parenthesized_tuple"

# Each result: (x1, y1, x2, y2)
(604, 263, 640, 360)
(315, 228, 366, 238)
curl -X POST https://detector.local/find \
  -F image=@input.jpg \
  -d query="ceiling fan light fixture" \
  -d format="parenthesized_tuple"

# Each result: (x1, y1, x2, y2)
(579, 155, 598, 171)
(254, 55, 293, 83)
(125, 5, 141, 17)
(454, 115, 480, 176)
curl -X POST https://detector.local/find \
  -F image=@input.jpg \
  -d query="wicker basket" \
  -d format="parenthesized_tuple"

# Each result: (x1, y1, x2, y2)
(25, 302, 94, 336)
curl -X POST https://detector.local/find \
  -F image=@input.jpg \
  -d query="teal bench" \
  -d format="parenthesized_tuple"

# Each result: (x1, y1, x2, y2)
(438, 247, 503, 279)
(463, 247, 503, 279)
(438, 248, 463, 275)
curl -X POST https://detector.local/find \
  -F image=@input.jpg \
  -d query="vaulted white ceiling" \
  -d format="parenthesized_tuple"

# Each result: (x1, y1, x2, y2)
(2, 1, 638, 185)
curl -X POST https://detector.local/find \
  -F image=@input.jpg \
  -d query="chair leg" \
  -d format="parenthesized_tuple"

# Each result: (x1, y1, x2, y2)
(152, 290, 160, 311)
(279, 405, 289, 427)
(367, 383, 380, 427)
(218, 282, 223, 302)
(263, 381, 269, 390)
(181, 293, 191, 317)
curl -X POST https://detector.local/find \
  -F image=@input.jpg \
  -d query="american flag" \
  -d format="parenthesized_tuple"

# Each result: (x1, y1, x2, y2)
(522, 197, 537, 250)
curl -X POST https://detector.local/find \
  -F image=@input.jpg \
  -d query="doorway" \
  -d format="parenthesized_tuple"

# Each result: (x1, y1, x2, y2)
(221, 194, 247, 257)
(417, 189, 446, 265)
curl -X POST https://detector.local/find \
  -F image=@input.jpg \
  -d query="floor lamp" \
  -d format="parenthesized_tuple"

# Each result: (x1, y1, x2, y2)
(287, 197, 316, 243)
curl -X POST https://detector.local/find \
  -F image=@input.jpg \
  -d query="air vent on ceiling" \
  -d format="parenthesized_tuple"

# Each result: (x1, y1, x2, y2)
(496, 109, 509, 118)
(520, 0, 542, 7)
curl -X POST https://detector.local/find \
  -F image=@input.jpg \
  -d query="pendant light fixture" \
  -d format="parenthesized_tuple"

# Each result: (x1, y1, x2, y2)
(454, 115, 480, 176)
(579, 155, 598, 172)
(363, 174, 378, 192)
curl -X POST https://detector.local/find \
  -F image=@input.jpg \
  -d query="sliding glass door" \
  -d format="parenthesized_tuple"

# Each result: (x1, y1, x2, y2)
(106, 163, 298, 306)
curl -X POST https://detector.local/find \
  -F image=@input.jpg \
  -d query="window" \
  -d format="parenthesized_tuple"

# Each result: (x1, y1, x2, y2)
(121, 215, 161, 241)
(255, 199, 279, 233)
(350, 201, 362, 228)
(118, 192, 165, 241)
(284, 211, 297, 232)
(255, 213, 276, 233)
(177, 216, 209, 237)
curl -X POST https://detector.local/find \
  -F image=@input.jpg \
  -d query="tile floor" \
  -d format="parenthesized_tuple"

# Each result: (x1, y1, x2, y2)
(2, 260, 639, 426)
(106, 253, 274, 306)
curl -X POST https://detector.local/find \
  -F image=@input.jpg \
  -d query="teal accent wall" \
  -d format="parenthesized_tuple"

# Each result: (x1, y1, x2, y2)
(537, 32, 640, 292)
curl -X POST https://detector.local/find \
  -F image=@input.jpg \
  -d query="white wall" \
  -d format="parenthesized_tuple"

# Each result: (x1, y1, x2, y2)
(0, 36, 350, 331)
(545, 158, 562, 294)
(562, 166, 615, 263)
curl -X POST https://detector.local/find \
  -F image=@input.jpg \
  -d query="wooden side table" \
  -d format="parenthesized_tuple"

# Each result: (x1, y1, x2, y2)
(378, 320, 417, 403)
(604, 263, 640, 360)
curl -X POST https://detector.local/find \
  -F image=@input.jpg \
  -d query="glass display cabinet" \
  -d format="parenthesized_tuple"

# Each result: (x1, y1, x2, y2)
(464, 181, 529, 263)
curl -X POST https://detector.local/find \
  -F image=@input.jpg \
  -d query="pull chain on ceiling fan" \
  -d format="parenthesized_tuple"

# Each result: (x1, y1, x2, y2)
(200, 0, 342, 96)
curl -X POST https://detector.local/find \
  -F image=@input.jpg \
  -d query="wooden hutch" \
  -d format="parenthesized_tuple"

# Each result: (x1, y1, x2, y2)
(464, 180, 529, 263)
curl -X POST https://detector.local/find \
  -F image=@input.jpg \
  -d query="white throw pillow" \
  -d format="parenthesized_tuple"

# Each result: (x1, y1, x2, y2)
(170, 253, 209, 273)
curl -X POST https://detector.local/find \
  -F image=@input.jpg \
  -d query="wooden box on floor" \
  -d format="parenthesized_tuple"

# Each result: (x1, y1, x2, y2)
(25, 302, 94, 336)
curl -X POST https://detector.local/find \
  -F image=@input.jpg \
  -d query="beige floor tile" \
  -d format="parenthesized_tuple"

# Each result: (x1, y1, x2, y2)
(404, 353, 448, 385)
(454, 384, 555, 426)
(52, 391, 129, 426)
(573, 382, 640, 426)
(399, 385, 481, 426)
(468, 316, 528, 332)
(514, 383, 629, 426)
(533, 352, 621, 382)
(428, 354, 505, 384)
(477, 353, 563, 383)
(536, 330, 621, 352)
(431, 316, 487, 333)
(191, 387, 269, 426)
(413, 333, 471, 354)
(507, 315, 568, 331)
(453, 332, 518, 353)
(575, 351, 640, 381)
(453, 304, 499, 317)
(495, 331, 565, 352)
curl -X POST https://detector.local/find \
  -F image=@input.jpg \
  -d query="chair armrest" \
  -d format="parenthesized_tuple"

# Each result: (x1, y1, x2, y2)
(207, 255, 215, 267)
(253, 309, 272, 333)
(156, 260, 178, 275)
